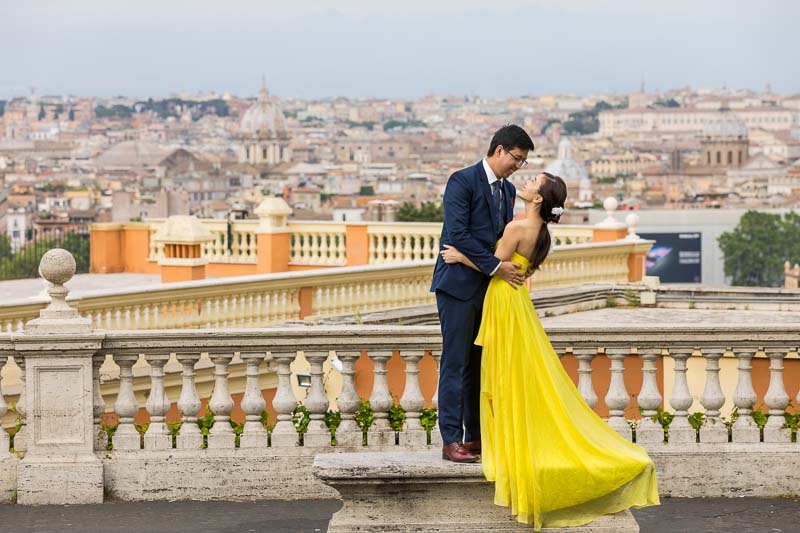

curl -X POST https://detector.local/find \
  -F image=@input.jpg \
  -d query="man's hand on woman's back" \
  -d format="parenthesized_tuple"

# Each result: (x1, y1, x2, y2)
(496, 261, 524, 289)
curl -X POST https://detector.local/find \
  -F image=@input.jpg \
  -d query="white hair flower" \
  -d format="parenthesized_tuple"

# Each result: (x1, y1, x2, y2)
(551, 207, 564, 216)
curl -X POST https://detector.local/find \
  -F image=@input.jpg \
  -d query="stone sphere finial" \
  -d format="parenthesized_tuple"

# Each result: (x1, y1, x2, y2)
(603, 197, 618, 212)
(39, 248, 76, 286)
(625, 213, 641, 241)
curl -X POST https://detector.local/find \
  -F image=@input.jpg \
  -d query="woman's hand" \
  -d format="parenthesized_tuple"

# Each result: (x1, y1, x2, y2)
(440, 244, 465, 264)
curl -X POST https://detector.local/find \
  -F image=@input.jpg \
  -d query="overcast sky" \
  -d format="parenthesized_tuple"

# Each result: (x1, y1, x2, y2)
(1, 0, 797, 99)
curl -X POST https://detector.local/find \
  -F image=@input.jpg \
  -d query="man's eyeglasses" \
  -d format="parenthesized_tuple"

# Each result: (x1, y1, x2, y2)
(503, 147, 528, 168)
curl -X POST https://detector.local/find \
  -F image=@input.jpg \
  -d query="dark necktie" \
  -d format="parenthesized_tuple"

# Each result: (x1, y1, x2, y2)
(492, 180, 505, 233)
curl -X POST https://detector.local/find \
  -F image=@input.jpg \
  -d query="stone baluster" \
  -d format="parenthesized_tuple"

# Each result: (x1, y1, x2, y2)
(0, 351, 10, 453)
(303, 351, 332, 447)
(207, 352, 236, 448)
(573, 348, 598, 409)
(271, 352, 299, 446)
(112, 354, 141, 450)
(14, 355, 27, 453)
(144, 353, 171, 449)
(700, 348, 728, 443)
(731, 348, 759, 443)
(92, 354, 107, 451)
(699, 348, 727, 443)
(334, 351, 362, 447)
(399, 350, 426, 447)
(429, 349, 443, 447)
(667, 348, 697, 443)
(368, 350, 394, 446)
(175, 353, 203, 449)
(240, 352, 269, 448)
(763, 348, 791, 443)
(604, 347, 631, 439)
(636, 348, 664, 444)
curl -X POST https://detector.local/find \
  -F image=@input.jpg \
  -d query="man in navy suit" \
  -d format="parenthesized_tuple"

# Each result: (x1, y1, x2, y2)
(431, 124, 534, 463)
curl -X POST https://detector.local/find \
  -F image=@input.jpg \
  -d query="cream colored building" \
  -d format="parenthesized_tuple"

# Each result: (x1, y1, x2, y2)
(599, 106, 797, 136)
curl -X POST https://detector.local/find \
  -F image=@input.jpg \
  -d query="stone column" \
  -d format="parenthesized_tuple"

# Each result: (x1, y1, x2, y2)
(334, 351, 362, 447)
(255, 197, 293, 274)
(271, 351, 299, 447)
(635, 348, 664, 445)
(604, 348, 631, 439)
(15, 249, 104, 505)
(153, 216, 214, 284)
(763, 348, 791, 443)
(368, 350, 394, 446)
(731, 348, 759, 443)
(303, 351, 332, 447)
(573, 348, 598, 409)
(592, 197, 628, 242)
(429, 349, 443, 447)
(699, 348, 728, 443)
(399, 350, 427, 447)
(667, 347, 697, 444)
(239, 352, 269, 448)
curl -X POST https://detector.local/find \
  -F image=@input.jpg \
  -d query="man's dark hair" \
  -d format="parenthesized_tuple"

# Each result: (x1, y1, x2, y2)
(486, 124, 534, 157)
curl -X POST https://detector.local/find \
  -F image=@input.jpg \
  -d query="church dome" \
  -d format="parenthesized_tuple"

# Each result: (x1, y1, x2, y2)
(703, 104, 747, 138)
(240, 80, 288, 138)
(544, 138, 589, 182)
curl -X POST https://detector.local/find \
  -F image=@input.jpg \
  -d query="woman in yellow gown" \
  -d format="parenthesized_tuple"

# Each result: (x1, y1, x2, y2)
(440, 172, 659, 531)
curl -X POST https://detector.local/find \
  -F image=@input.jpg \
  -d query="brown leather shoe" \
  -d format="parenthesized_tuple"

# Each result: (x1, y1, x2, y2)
(463, 440, 481, 454)
(442, 442, 479, 463)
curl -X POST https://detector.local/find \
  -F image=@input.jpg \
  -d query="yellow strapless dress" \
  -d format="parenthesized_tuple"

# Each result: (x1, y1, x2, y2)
(475, 251, 659, 531)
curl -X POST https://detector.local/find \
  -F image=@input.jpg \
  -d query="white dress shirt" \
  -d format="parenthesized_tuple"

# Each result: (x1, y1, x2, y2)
(483, 158, 503, 276)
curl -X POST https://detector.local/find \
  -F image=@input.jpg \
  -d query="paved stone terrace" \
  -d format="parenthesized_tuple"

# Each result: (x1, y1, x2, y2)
(0, 498, 797, 533)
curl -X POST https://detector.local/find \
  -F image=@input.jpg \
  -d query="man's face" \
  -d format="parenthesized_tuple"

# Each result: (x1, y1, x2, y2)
(497, 146, 529, 179)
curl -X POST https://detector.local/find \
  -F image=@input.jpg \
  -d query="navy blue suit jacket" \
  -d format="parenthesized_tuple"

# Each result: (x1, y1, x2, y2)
(430, 161, 516, 301)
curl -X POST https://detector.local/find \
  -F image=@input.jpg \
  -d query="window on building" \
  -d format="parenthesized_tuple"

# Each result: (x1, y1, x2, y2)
(716, 152, 721, 164)
(707, 152, 711, 165)
(263, 148, 267, 159)
(738, 151, 742, 165)
(727, 151, 733, 164)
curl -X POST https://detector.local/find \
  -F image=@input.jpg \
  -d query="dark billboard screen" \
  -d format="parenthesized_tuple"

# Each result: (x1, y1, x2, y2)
(639, 232, 702, 283)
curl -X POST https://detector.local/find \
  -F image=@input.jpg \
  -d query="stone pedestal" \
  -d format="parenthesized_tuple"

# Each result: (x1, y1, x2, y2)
(153, 216, 214, 283)
(313, 451, 639, 532)
(15, 249, 105, 505)
(255, 197, 292, 274)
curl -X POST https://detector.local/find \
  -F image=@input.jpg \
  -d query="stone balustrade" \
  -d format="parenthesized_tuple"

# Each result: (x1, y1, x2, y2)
(3, 248, 799, 507)
(2, 239, 651, 333)
(288, 222, 347, 266)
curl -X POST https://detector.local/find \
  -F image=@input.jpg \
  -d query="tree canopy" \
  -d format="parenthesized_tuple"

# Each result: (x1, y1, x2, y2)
(397, 202, 444, 222)
(718, 211, 800, 286)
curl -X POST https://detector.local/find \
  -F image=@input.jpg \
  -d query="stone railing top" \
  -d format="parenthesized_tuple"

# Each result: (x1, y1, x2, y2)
(313, 451, 482, 482)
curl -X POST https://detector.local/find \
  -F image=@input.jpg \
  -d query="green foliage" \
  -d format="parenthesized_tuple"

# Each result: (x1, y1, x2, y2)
(652, 98, 680, 108)
(688, 412, 706, 431)
(99, 422, 119, 451)
(605, 296, 617, 308)
(358, 185, 375, 196)
(420, 407, 438, 445)
(783, 406, 799, 443)
(261, 410, 275, 433)
(752, 407, 769, 429)
(168, 421, 182, 448)
(324, 410, 343, 446)
(562, 100, 626, 135)
(383, 119, 426, 131)
(292, 404, 311, 435)
(718, 211, 800, 286)
(388, 404, 406, 433)
(0, 232, 90, 281)
(355, 400, 375, 446)
(230, 420, 244, 448)
(95, 104, 133, 118)
(345, 120, 376, 130)
(197, 408, 215, 448)
(397, 201, 444, 223)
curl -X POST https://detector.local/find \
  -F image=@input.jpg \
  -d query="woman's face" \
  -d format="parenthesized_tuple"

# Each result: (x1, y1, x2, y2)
(517, 173, 547, 202)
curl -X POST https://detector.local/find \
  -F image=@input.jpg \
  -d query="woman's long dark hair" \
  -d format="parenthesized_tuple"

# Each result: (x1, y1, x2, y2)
(530, 172, 567, 271)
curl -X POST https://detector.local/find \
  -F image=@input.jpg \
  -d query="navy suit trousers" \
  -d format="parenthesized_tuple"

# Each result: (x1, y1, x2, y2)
(436, 288, 485, 445)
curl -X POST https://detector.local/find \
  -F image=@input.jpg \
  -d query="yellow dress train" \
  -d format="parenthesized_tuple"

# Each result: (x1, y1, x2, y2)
(475, 251, 660, 531)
